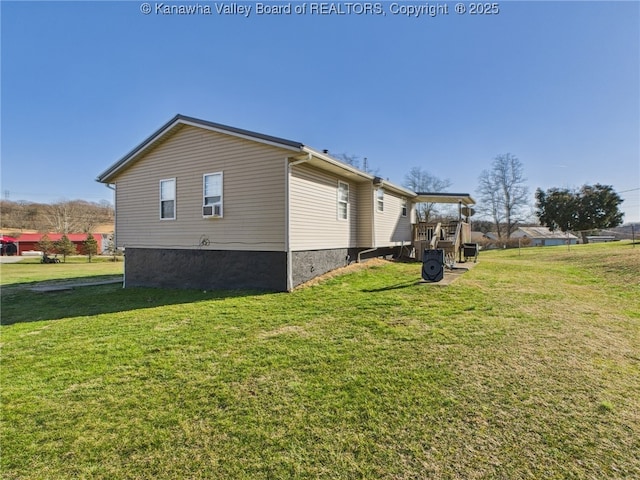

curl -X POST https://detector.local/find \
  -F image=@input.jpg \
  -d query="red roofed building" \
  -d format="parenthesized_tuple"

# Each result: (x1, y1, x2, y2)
(11, 233, 103, 256)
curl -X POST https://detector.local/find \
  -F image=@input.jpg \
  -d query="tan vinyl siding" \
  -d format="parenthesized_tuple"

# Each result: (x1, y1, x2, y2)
(114, 125, 287, 251)
(289, 164, 358, 251)
(356, 183, 374, 248)
(374, 190, 413, 247)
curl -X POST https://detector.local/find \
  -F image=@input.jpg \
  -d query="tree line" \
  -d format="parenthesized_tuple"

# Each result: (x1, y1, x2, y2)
(0, 199, 114, 234)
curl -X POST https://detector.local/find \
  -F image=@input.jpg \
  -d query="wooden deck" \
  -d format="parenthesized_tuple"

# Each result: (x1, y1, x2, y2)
(412, 221, 472, 262)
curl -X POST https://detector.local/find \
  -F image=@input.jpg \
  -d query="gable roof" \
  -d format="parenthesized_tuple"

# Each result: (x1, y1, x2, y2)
(96, 114, 304, 183)
(95, 114, 471, 203)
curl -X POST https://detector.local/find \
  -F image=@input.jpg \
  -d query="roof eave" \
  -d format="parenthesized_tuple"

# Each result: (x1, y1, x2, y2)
(301, 147, 416, 197)
(415, 192, 476, 206)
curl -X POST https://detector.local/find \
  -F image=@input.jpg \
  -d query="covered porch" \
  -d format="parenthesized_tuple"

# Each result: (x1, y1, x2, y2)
(412, 193, 476, 263)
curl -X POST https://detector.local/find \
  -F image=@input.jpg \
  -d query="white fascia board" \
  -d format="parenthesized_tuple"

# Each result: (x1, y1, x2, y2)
(303, 146, 374, 180)
(302, 146, 418, 197)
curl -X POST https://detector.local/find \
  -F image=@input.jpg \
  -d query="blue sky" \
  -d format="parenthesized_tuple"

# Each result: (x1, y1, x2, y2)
(2, 0, 639, 223)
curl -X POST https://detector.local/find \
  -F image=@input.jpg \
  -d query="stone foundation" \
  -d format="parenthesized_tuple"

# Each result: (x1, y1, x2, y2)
(124, 248, 287, 291)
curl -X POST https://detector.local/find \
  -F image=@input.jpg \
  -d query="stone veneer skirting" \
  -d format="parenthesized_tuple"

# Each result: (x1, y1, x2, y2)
(124, 248, 288, 291)
(124, 246, 402, 292)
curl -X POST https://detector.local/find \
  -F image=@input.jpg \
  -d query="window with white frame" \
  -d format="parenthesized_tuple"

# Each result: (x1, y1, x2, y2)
(401, 198, 408, 217)
(337, 181, 349, 220)
(203, 172, 223, 217)
(160, 178, 176, 220)
(376, 188, 384, 212)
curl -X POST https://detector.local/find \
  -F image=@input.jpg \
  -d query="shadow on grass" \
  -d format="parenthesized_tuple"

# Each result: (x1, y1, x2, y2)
(1, 280, 269, 326)
(361, 280, 423, 293)
(2, 275, 124, 290)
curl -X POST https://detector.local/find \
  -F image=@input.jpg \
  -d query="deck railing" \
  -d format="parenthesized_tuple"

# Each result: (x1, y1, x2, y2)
(413, 221, 471, 261)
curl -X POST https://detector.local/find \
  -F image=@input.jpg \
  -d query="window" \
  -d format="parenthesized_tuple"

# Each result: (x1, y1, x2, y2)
(401, 198, 408, 217)
(203, 172, 223, 217)
(160, 178, 176, 220)
(377, 188, 384, 212)
(337, 181, 349, 220)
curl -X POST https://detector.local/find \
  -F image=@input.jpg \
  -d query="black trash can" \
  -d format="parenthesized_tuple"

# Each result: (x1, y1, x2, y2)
(422, 249, 444, 282)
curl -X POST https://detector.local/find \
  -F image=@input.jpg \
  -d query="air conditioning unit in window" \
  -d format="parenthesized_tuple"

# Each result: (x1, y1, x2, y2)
(203, 205, 221, 218)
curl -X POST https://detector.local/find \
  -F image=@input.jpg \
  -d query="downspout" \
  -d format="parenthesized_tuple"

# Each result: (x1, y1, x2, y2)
(357, 247, 377, 263)
(285, 153, 312, 291)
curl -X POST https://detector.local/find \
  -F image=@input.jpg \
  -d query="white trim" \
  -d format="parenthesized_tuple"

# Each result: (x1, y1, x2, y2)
(303, 146, 374, 182)
(159, 178, 176, 220)
(401, 197, 408, 218)
(202, 172, 223, 218)
(376, 187, 384, 213)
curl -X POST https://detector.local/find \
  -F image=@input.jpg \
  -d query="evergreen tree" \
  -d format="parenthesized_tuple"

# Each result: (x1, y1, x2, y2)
(84, 233, 98, 262)
(54, 234, 77, 262)
(36, 234, 54, 255)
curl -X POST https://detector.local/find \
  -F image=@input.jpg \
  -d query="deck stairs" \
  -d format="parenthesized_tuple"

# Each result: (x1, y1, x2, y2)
(412, 220, 470, 266)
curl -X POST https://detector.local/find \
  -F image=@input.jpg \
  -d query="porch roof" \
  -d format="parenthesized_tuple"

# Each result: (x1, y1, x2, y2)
(414, 192, 476, 206)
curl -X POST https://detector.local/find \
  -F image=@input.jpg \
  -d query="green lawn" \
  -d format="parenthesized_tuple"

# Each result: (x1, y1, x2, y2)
(1, 243, 639, 479)
(0, 255, 123, 287)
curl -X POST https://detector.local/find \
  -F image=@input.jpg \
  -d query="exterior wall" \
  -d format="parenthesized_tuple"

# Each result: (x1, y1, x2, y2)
(289, 164, 359, 251)
(356, 183, 374, 248)
(114, 125, 288, 252)
(124, 248, 288, 291)
(291, 248, 358, 287)
(373, 188, 412, 247)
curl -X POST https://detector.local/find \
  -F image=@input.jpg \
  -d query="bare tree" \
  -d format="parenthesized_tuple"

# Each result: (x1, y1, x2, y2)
(2, 199, 114, 233)
(44, 201, 84, 233)
(403, 167, 452, 223)
(476, 153, 529, 239)
(332, 153, 379, 175)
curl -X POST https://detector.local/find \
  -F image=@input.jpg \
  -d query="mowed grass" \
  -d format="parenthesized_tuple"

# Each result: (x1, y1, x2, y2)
(1, 242, 638, 479)
(1, 256, 123, 287)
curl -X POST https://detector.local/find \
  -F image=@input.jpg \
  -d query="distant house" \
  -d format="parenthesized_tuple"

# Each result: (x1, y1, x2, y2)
(97, 114, 474, 291)
(585, 236, 617, 243)
(12, 233, 103, 255)
(470, 231, 490, 243)
(511, 227, 578, 246)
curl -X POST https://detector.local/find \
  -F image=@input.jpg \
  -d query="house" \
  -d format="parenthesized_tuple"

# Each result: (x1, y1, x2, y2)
(97, 114, 473, 291)
(511, 227, 579, 246)
(585, 235, 616, 243)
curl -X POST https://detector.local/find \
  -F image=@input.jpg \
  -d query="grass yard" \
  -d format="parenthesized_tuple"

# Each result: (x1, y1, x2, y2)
(1, 242, 639, 479)
(1, 255, 123, 287)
